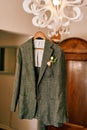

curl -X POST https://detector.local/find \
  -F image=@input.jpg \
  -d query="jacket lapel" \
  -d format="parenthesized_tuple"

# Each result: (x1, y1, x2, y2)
(25, 39, 36, 86)
(38, 39, 54, 85)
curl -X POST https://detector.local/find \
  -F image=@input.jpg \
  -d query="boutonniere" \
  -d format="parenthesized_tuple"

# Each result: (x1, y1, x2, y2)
(47, 56, 57, 67)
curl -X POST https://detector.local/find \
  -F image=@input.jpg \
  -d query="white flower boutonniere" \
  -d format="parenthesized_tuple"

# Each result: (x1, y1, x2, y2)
(47, 56, 57, 67)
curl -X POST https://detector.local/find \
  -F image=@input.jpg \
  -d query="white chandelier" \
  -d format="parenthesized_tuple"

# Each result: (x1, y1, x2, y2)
(23, 0, 86, 37)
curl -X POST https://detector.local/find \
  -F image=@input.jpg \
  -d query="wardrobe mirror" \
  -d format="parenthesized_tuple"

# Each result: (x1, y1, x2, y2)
(0, 47, 17, 74)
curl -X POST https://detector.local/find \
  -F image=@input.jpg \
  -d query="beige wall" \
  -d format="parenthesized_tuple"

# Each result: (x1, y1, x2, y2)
(4, 48, 16, 73)
(0, 75, 14, 125)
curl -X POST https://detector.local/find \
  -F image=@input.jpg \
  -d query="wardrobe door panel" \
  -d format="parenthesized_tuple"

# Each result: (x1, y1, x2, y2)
(67, 61, 87, 126)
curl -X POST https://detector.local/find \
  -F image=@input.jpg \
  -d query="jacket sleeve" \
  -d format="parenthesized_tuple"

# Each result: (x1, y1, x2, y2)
(11, 48, 22, 112)
(60, 49, 67, 90)
(59, 48, 68, 121)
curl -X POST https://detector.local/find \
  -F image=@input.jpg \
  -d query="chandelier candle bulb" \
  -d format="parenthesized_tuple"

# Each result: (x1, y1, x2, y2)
(53, 0, 61, 6)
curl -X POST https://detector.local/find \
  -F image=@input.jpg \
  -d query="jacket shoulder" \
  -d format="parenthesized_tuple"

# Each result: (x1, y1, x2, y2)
(53, 43, 64, 53)
(20, 38, 33, 49)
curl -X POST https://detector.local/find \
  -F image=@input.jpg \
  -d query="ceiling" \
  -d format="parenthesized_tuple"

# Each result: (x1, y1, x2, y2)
(0, 0, 87, 45)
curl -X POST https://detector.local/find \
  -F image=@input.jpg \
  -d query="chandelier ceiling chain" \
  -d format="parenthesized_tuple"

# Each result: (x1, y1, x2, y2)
(23, 0, 87, 38)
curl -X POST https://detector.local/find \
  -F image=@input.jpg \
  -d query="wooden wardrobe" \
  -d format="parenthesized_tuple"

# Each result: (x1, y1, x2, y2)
(48, 37, 87, 130)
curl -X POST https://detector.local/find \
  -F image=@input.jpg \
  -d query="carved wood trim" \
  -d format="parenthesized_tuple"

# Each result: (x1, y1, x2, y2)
(59, 37, 87, 60)
(59, 37, 87, 54)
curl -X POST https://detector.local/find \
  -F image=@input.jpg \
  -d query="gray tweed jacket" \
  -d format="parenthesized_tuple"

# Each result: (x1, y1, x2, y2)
(11, 38, 68, 127)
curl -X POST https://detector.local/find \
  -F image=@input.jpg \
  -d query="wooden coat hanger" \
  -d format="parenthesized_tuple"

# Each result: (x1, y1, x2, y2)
(33, 31, 46, 50)
(34, 31, 47, 40)
(50, 30, 61, 43)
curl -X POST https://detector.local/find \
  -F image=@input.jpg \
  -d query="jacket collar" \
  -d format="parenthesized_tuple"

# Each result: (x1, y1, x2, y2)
(38, 39, 54, 85)
(25, 38, 54, 85)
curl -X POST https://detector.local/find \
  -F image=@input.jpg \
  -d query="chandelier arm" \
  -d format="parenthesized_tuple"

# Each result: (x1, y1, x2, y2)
(65, 0, 83, 5)
(23, 0, 32, 13)
(32, 9, 53, 28)
(62, 6, 81, 21)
